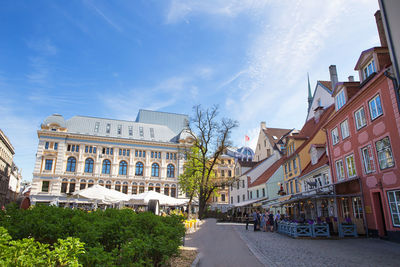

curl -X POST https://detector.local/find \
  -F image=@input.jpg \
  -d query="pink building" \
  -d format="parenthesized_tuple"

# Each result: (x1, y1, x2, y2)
(325, 15, 400, 241)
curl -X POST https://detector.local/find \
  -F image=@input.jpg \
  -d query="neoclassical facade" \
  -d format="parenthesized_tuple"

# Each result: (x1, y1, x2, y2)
(30, 110, 192, 204)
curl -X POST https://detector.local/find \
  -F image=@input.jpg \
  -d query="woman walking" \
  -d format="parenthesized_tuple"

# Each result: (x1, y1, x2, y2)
(260, 210, 266, 232)
(268, 211, 274, 232)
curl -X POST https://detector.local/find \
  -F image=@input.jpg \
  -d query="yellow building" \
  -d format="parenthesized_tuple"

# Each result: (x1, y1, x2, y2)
(281, 106, 334, 217)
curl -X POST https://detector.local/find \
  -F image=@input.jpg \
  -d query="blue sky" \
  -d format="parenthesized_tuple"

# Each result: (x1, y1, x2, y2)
(0, 0, 380, 180)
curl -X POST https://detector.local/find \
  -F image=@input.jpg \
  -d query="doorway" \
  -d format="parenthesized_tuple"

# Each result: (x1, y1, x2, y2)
(372, 192, 387, 237)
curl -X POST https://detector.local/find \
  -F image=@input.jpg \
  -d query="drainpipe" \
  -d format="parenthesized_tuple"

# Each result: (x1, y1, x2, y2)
(358, 178, 369, 237)
(384, 70, 400, 113)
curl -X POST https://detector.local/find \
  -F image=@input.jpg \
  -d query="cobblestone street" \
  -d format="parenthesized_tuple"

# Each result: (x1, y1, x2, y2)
(232, 223, 400, 267)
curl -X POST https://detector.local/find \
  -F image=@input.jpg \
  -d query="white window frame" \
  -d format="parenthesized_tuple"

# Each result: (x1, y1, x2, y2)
(335, 89, 346, 110)
(352, 197, 364, 219)
(335, 160, 345, 180)
(354, 107, 367, 130)
(363, 59, 376, 80)
(345, 154, 357, 178)
(331, 127, 340, 145)
(361, 145, 375, 174)
(369, 94, 383, 120)
(340, 120, 350, 140)
(375, 136, 395, 170)
(387, 190, 400, 227)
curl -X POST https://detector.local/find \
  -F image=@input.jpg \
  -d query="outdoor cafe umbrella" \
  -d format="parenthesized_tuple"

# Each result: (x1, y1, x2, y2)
(129, 190, 188, 206)
(72, 184, 130, 204)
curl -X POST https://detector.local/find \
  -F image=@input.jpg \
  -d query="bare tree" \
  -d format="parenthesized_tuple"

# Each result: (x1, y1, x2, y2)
(180, 105, 238, 219)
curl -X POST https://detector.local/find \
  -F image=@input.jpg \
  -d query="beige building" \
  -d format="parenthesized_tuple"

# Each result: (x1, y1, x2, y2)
(253, 122, 292, 162)
(0, 129, 15, 207)
(30, 110, 191, 205)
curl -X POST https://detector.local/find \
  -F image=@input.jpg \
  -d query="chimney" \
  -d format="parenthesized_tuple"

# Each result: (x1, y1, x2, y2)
(329, 65, 338, 91)
(375, 10, 388, 47)
(348, 76, 354, 82)
(260, 121, 266, 130)
(314, 106, 324, 123)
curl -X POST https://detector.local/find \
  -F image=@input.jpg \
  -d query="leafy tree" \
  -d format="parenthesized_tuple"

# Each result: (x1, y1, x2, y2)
(180, 105, 238, 219)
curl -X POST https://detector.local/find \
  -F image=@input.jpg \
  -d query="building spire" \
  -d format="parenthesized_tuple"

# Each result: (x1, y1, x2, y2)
(307, 73, 313, 112)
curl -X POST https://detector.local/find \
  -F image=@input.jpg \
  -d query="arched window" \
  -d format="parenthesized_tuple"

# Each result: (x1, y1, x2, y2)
(88, 180, 94, 188)
(106, 180, 112, 189)
(69, 179, 76, 193)
(167, 164, 175, 178)
(66, 157, 76, 172)
(115, 181, 121, 191)
(135, 162, 144, 176)
(84, 158, 94, 173)
(164, 184, 170, 196)
(139, 182, 145, 193)
(155, 183, 161, 193)
(132, 182, 138, 195)
(80, 179, 87, 190)
(61, 178, 68, 193)
(98, 180, 104, 186)
(148, 183, 154, 191)
(119, 161, 127, 175)
(102, 159, 111, 174)
(171, 184, 177, 197)
(151, 163, 159, 177)
(122, 182, 128, 194)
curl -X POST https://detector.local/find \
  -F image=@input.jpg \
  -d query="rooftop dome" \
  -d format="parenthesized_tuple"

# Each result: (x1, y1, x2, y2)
(236, 146, 254, 160)
(43, 114, 66, 128)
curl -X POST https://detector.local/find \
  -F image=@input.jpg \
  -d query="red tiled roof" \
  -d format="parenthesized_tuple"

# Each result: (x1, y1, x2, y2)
(318, 81, 332, 91)
(263, 127, 292, 146)
(249, 158, 284, 187)
(287, 105, 334, 159)
(299, 152, 329, 177)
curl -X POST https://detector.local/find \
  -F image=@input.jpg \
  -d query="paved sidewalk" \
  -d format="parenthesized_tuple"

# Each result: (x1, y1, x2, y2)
(234, 224, 400, 267)
(185, 218, 263, 267)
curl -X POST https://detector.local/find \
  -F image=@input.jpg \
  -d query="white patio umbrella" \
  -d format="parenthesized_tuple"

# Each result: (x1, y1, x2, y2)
(129, 190, 188, 206)
(72, 184, 130, 204)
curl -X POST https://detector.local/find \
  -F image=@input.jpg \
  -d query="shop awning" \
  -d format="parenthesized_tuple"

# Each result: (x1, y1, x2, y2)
(233, 197, 268, 207)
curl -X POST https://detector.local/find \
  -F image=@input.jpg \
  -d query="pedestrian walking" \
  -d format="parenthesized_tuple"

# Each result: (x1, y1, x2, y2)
(268, 211, 274, 232)
(252, 210, 258, 231)
(260, 211, 266, 232)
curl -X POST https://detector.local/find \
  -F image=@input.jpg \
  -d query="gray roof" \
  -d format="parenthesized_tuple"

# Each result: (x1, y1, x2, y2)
(43, 114, 66, 128)
(65, 116, 179, 143)
(136, 109, 189, 135)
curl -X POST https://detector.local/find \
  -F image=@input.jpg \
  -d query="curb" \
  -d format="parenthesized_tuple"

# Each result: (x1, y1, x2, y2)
(191, 252, 202, 267)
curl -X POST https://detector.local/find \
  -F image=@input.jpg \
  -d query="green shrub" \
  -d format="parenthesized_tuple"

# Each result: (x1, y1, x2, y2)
(0, 205, 185, 266)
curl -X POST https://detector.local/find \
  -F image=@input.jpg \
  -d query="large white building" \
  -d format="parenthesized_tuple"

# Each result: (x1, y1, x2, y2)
(30, 110, 192, 205)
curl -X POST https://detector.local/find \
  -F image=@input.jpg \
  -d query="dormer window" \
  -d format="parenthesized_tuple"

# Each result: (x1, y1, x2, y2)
(335, 89, 346, 110)
(363, 60, 376, 80)
(106, 123, 111, 134)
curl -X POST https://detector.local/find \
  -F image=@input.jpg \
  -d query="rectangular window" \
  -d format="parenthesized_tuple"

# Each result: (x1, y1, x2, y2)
(335, 160, 345, 180)
(354, 107, 367, 130)
(93, 147, 97, 154)
(341, 198, 350, 218)
(85, 146, 89, 153)
(151, 152, 154, 158)
(119, 149, 122, 156)
(288, 162, 292, 172)
(228, 170, 232, 177)
(117, 125, 122, 135)
(221, 194, 225, 202)
(375, 137, 395, 170)
(123, 149, 126, 156)
(340, 120, 350, 139)
(45, 142, 49, 149)
(54, 143, 58, 150)
(72, 145, 75, 152)
(345, 154, 357, 178)
(94, 122, 100, 132)
(45, 159, 53, 171)
(127, 150, 130, 156)
(221, 170, 225, 177)
(369, 94, 383, 120)
(242, 194, 245, 201)
(363, 60, 376, 79)
(89, 146, 92, 153)
(290, 182, 293, 194)
(262, 188, 265, 197)
(150, 128, 155, 138)
(352, 197, 364, 219)
(335, 90, 346, 110)
(256, 190, 259, 198)
(135, 150, 138, 157)
(67, 144, 71, 151)
(237, 195, 240, 203)
(41, 181, 50, 192)
(331, 127, 340, 145)
(76, 145, 79, 152)
(250, 191, 253, 199)
(166, 153, 169, 159)
(242, 180, 245, 188)
(293, 159, 297, 170)
(106, 123, 111, 134)
(110, 148, 113, 155)
(106, 148, 109, 155)
(139, 127, 144, 137)
(128, 126, 133, 136)
(231, 196, 233, 204)
(285, 164, 287, 174)
(361, 145, 375, 174)
(158, 152, 161, 159)
(286, 183, 289, 194)
(295, 180, 299, 192)
(387, 190, 400, 227)
(237, 181, 239, 190)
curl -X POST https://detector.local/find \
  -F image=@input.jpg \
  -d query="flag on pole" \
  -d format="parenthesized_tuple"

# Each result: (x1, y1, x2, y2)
(245, 135, 250, 142)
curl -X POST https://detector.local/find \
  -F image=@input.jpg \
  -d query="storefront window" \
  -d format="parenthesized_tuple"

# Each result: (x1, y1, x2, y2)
(341, 198, 350, 218)
(352, 197, 363, 219)
(387, 190, 400, 227)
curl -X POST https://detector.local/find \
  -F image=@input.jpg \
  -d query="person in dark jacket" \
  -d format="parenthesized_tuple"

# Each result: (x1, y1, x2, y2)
(268, 211, 274, 232)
